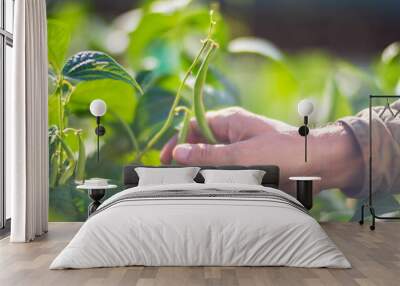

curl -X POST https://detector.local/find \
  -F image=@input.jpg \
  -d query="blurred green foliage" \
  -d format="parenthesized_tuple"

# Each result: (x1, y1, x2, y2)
(47, 0, 400, 222)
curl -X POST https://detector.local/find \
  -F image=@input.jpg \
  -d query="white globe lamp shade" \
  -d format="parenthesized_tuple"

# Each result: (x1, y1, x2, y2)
(298, 99, 314, 117)
(90, 99, 107, 117)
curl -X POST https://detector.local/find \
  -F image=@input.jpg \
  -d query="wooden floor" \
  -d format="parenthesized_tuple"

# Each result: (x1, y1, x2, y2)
(0, 222, 399, 286)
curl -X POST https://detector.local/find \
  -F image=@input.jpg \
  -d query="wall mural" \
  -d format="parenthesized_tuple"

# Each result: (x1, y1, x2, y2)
(47, 0, 400, 222)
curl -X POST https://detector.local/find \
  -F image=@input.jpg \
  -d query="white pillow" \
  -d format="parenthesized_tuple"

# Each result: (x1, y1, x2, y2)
(200, 169, 266, 185)
(135, 167, 200, 186)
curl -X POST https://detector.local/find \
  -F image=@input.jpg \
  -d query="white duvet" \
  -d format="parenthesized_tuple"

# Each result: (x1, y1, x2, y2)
(50, 183, 350, 269)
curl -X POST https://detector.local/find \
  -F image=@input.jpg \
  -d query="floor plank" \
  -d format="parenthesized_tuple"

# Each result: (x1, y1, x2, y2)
(0, 222, 399, 286)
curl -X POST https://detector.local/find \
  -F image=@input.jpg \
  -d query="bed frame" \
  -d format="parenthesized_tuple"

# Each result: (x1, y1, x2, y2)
(123, 165, 280, 189)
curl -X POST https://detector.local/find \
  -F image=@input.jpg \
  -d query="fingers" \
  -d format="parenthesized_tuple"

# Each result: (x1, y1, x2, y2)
(195, 107, 271, 142)
(172, 143, 236, 166)
(161, 107, 265, 164)
(160, 127, 208, 164)
(160, 135, 177, 164)
(195, 108, 246, 143)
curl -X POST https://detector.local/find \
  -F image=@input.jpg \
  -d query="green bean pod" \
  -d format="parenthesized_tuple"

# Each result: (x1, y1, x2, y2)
(58, 136, 76, 185)
(49, 152, 59, 188)
(177, 110, 191, 145)
(193, 43, 218, 144)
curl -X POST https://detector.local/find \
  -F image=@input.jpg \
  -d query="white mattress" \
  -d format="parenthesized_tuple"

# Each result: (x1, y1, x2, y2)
(50, 183, 350, 269)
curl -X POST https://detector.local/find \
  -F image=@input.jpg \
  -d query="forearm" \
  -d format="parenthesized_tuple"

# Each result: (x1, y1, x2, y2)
(309, 123, 364, 191)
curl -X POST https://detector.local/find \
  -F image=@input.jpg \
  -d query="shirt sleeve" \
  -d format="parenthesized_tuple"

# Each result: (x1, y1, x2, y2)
(337, 100, 400, 198)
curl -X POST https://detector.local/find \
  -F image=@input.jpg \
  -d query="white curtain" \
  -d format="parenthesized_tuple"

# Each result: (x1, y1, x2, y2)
(7, 0, 49, 242)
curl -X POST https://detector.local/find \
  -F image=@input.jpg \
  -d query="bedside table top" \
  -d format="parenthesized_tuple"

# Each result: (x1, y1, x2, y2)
(77, 184, 118, 190)
(289, 176, 321, 181)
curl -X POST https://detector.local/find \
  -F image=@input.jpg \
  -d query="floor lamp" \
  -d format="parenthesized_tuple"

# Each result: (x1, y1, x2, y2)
(90, 99, 107, 162)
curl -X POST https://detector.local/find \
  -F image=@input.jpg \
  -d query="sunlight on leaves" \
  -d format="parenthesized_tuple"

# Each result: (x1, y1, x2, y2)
(228, 37, 283, 61)
(47, 20, 71, 73)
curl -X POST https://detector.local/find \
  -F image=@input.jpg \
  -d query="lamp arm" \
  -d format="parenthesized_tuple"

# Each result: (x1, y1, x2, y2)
(97, 117, 100, 162)
(298, 116, 309, 162)
(305, 116, 308, 162)
(95, 116, 106, 162)
(305, 132, 307, 162)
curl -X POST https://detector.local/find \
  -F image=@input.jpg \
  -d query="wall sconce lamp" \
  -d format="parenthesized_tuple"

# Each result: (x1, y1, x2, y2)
(90, 99, 107, 162)
(297, 99, 314, 162)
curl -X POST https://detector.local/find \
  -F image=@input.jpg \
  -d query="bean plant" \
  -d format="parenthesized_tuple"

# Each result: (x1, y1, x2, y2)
(48, 20, 144, 187)
(136, 10, 220, 159)
(48, 10, 220, 186)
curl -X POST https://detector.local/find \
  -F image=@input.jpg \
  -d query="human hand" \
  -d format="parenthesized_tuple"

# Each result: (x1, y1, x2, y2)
(161, 107, 362, 193)
(161, 106, 303, 165)
(161, 107, 304, 191)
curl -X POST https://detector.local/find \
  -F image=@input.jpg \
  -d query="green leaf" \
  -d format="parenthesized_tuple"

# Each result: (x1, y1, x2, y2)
(140, 150, 161, 166)
(109, 110, 140, 152)
(381, 42, 400, 64)
(375, 42, 400, 93)
(146, 38, 181, 75)
(132, 87, 178, 146)
(126, 7, 228, 71)
(318, 78, 352, 122)
(68, 79, 138, 123)
(48, 90, 61, 126)
(191, 67, 240, 109)
(127, 13, 178, 69)
(136, 70, 163, 93)
(62, 51, 143, 95)
(150, 0, 192, 14)
(178, 8, 229, 48)
(208, 68, 241, 105)
(47, 1, 88, 35)
(47, 20, 71, 73)
(335, 61, 378, 97)
(228, 37, 283, 61)
(236, 60, 298, 122)
(121, 150, 162, 166)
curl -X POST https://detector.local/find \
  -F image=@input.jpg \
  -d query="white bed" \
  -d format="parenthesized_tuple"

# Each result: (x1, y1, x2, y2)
(50, 183, 351, 269)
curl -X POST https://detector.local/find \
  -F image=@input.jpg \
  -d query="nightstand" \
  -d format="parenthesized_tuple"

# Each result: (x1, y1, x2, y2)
(289, 177, 321, 210)
(77, 184, 117, 216)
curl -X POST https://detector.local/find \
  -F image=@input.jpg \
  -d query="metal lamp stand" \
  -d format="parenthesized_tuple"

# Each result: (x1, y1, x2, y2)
(359, 95, 400, 230)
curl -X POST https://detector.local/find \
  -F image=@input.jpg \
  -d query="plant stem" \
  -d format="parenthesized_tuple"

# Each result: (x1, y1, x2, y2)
(135, 40, 211, 161)
(58, 76, 64, 173)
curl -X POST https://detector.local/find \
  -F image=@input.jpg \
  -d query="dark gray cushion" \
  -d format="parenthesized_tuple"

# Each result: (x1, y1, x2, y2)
(123, 165, 279, 189)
